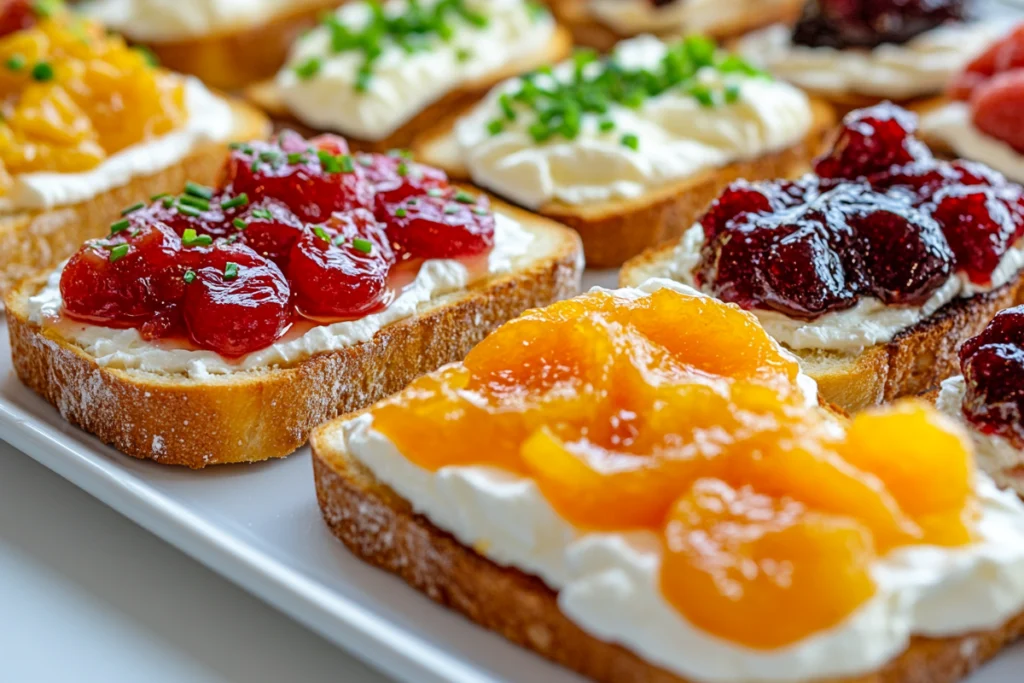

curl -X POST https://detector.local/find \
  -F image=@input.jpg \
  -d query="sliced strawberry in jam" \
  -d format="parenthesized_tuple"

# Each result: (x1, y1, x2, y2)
(815, 103, 929, 181)
(225, 133, 373, 223)
(136, 188, 230, 239)
(233, 198, 304, 270)
(61, 222, 188, 332)
(700, 182, 774, 241)
(971, 70, 1024, 155)
(932, 186, 1023, 285)
(961, 307, 1024, 361)
(181, 244, 291, 357)
(359, 152, 450, 205)
(950, 25, 1024, 100)
(288, 209, 395, 319)
(378, 189, 495, 260)
(960, 307, 1024, 447)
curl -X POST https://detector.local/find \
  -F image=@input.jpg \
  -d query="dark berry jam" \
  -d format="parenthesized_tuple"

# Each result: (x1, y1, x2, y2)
(695, 103, 1024, 320)
(792, 0, 966, 50)
(959, 306, 1024, 448)
(59, 131, 496, 358)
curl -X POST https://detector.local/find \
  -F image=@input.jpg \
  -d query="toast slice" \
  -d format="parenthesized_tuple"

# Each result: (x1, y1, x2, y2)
(551, 0, 803, 53)
(244, 26, 574, 154)
(415, 98, 836, 268)
(621, 242, 1024, 411)
(310, 421, 1024, 683)
(0, 98, 270, 301)
(6, 207, 582, 468)
(93, 0, 343, 91)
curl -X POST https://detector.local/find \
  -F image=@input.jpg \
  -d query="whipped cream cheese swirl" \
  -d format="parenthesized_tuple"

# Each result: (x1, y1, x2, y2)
(455, 35, 812, 209)
(276, 0, 555, 141)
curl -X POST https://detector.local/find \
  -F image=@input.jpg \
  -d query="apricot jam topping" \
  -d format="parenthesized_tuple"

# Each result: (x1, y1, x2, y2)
(370, 288, 978, 649)
(0, 0, 186, 182)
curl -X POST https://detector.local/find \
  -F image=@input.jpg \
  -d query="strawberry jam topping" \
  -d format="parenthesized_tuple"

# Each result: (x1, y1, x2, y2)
(695, 103, 1024, 320)
(59, 131, 496, 358)
(949, 25, 1024, 154)
(792, 0, 965, 50)
(959, 306, 1024, 448)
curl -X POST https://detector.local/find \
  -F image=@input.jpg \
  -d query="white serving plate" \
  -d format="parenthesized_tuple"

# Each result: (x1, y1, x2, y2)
(0, 270, 1022, 683)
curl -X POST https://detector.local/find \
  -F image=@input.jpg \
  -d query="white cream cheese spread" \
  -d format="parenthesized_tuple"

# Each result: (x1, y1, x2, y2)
(735, 21, 1007, 100)
(922, 101, 1024, 185)
(26, 214, 534, 379)
(334, 278, 1024, 683)
(275, 0, 555, 142)
(454, 35, 813, 209)
(588, 0, 795, 37)
(0, 78, 235, 213)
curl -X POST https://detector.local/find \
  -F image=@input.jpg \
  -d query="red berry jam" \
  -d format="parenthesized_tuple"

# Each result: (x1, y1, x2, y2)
(0, 0, 41, 38)
(695, 103, 1024, 320)
(959, 306, 1024, 448)
(792, 0, 965, 50)
(58, 131, 497, 358)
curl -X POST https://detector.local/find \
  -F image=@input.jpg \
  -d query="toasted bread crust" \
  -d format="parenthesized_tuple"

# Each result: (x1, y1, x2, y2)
(0, 98, 270, 300)
(6, 211, 582, 468)
(130, 1, 342, 91)
(310, 435, 1024, 683)
(550, 0, 803, 52)
(244, 27, 574, 153)
(621, 242, 1024, 411)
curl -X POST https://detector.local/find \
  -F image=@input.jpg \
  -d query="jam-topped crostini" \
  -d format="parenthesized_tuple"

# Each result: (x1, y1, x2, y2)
(621, 102, 1024, 410)
(0, 0, 268, 296)
(48, 130, 503, 359)
(250, 0, 569, 152)
(938, 305, 1024, 496)
(315, 279, 1024, 683)
(735, 0, 1006, 107)
(921, 24, 1024, 185)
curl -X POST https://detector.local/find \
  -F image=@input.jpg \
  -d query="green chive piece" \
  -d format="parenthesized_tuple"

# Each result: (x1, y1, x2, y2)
(108, 244, 129, 262)
(454, 190, 475, 204)
(179, 194, 211, 211)
(120, 204, 143, 220)
(184, 269, 196, 284)
(498, 93, 516, 121)
(395, 208, 407, 218)
(352, 237, 373, 254)
(472, 206, 488, 216)
(162, 197, 174, 208)
(313, 226, 331, 243)
(486, 119, 503, 136)
(224, 262, 239, 280)
(109, 218, 131, 234)
(220, 193, 249, 210)
(286, 152, 306, 165)
(599, 119, 615, 133)
(184, 181, 214, 200)
(181, 228, 212, 247)
(456, 47, 472, 63)
(295, 56, 322, 80)
(444, 204, 458, 215)
(724, 83, 741, 104)
(31, 61, 53, 82)
(150, 192, 169, 202)
(5, 54, 25, 71)
(233, 218, 248, 231)
(32, 0, 62, 19)
(620, 133, 639, 151)
(427, 188, 444, 198)
(340, 154, 355, 173)
(397, 162, 409, 177)
(177, 204, 202, 217)
(252, 207, 273, 220)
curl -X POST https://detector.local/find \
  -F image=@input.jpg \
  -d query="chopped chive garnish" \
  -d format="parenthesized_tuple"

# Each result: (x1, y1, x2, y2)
(486, 119, 503, 136)
(472, 206, 488, 216)
(340, 154, 355, 173)
(179, 194, 210, 211)
(252, 207, 273, 220)
(598, 119, 615, 133)
(313, 226, 331, 243)
(397, 162, 408, 176)
(286, 152, 306, 165)
(295, 56, 322, 79)
(724, 83, 741, 104)
(223, 262, 239, 280)
(395, 207, 407, 218)
(620, 133, 639, 151)
(109, 218, 131, 234)
(259, 150, 281, 163)
(5, 54, 25, 71)
(220, 193, 249, 210)
(456, 47, 472, 63)
(177, 204, 202, 217)
(31, 61, 53, 82)
(184, 181, 214, 200)
(444, 204, 458, 215)
(108, 244, 129, 262)
(427, 188, 444, 198)
(181, 228, 212, 247)
(454, 190, 475, 204)
(184, 269, 197, 284)
(150, 192, 169, 202)
(351, 238, 373, 254)
(162, 197, 174, 208)
(233, 218, 248, 231)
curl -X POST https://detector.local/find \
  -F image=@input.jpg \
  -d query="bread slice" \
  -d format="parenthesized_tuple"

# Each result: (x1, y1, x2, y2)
(621, 243, 1024, 411)
(244, 26, 574, 154)
(415, 98, 836, 268)
(117, 0, 343, 91)
(0, 98, 270, 301)
(5, 207, 582, 468)
(309, 422, 1024, 683)
(551, 0, 803, 53)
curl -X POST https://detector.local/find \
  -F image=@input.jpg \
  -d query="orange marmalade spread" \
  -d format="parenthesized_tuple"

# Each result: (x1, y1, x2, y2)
(0, 0, 186, 186)
(370, 287, 979, 649)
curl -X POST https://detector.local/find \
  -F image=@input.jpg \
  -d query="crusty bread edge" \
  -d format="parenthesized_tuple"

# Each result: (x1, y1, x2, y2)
(0, 97, 271, 299)
(5, 209, 583, 468)
(310, 424, 1024, 683)
(621, 242, 1024, 411)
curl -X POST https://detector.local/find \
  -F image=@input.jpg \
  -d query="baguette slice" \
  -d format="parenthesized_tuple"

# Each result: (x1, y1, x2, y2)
(415, 98, 836, 268)
(244, 26, 573, 153)
(551, 0, 804, 53)
(6, 207, 582, 468)
(310, 420, 1024, 683)
(621, 244, 1024, 411)
(114, 0, 343, 91)
(0, 98, 270, 300)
